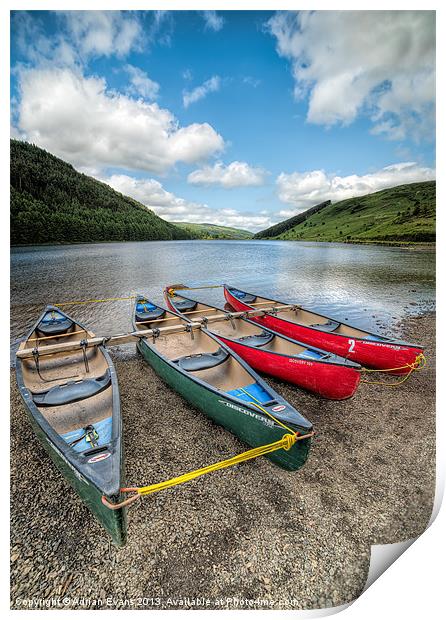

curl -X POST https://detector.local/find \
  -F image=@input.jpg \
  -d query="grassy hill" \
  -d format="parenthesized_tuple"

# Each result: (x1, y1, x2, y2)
(172, 222, 253, 239)
(255, 182, 435, 243)
(254, 201, 331, 239)
(10, 140, 191, 245)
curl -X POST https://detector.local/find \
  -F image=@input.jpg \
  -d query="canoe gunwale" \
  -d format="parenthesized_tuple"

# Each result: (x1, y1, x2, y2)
(224, 285, 424, 350)
(165, 291, 362, 370)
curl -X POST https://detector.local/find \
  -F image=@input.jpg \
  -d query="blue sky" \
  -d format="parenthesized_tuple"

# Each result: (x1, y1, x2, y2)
(10, 10, 436, 231)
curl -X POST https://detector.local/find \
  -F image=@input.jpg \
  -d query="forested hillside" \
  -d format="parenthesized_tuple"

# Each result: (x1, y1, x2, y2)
(10, 140, 191, 245)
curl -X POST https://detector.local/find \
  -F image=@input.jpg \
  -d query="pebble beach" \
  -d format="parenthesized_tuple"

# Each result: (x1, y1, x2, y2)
(10, 312, 436, 610)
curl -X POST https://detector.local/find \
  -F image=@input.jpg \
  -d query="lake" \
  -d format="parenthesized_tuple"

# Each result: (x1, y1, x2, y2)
(10, 240, 435, 363)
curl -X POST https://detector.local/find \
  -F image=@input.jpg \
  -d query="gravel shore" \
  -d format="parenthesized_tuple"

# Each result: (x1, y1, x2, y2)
(10, 312, 436, 610)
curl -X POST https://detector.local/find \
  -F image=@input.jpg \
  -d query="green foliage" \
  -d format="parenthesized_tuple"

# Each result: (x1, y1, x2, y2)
(10, 139, 192, 245)
(172, 222, 253, 240)
(256, 182, 436, 244)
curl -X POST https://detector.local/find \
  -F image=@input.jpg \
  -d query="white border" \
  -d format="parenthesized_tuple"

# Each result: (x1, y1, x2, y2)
(3, 1, 442, 617)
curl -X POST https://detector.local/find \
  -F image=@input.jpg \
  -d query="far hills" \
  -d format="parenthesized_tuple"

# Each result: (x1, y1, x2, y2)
(173, 222, 252, 239)
(10, 140, 252, 245)
(10, 140, 435, 246)
(255, 200, 331, 239)
(254, 181, 435, 243)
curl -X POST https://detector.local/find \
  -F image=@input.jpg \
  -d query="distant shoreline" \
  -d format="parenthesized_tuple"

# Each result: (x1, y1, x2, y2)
(10, 239, 436, 249)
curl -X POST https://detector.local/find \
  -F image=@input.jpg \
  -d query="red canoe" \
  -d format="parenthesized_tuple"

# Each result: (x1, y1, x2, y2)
(223, 285, 424, 375)
(164, 288, 361, 400)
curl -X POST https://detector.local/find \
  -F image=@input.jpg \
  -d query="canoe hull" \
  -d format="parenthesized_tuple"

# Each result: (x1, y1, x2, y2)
(165, 291, 360, 399)
(216, 335, 360, 399)
(137, 339, 311, 471)
(18, 391, 127, 546)
(224, 288, 423, 375)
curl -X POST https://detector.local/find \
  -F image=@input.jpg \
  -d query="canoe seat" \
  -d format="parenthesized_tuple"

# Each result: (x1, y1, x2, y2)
(229, 289, 256, 303)
(37, 317, 74, 336)
(235, 330, 274, 348)
(227, 382, 272, 404)
(135, 305, 165, 321)
(297, 349, 329, 360)
(32, 370, 111, 407)
(174, 298, 197, 311)
(174, 348, 229, 372)
(309, 320, 340, 332)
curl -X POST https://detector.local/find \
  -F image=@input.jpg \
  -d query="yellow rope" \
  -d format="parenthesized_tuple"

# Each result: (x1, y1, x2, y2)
(360, 353, 426, 386)
(102, 430, 314, 509)
(167, 285, 223, 295)
(55, 296, 137, 307)
(135, 433, 306, 497)
(102, 393, 314, 509)
(237, 387, 296, 434)
(135, 389, 307, 496)
(250, 403, 296, 434)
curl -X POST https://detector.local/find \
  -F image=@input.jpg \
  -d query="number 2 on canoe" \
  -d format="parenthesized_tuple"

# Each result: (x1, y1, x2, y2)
(348, 339, 355, 353)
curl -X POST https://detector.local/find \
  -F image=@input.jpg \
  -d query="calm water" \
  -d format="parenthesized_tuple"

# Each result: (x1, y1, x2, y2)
(10, 240, 435, 363)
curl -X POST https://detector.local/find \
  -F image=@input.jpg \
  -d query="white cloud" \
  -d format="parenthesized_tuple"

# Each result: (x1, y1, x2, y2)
(188, 161, 268, 188)
(147, 10, 174, 47)
(12, 11, 143, 69)
(183, 76, 221, 108)
(267, 11, 435, 141)
(125, 64, 159, 99)
(63, 11, 142, 59)
(12, 11, 80, 68)
(202, 11, 224, 32)
(276, 162, 436, 213)
(10, 124, 23, 139)
(12, 12, 42, 58)
(102, 174, 275, 232)
(104, 174, 201, 214)
(15, 67, 224, 175)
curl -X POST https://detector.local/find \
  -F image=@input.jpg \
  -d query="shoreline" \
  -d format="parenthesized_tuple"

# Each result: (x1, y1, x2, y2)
(11, 310, 436, 610)
(10, 239, 436, 249)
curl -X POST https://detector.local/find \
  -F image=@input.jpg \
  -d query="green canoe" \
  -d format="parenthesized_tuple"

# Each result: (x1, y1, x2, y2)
(133, 295, 313, 471)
